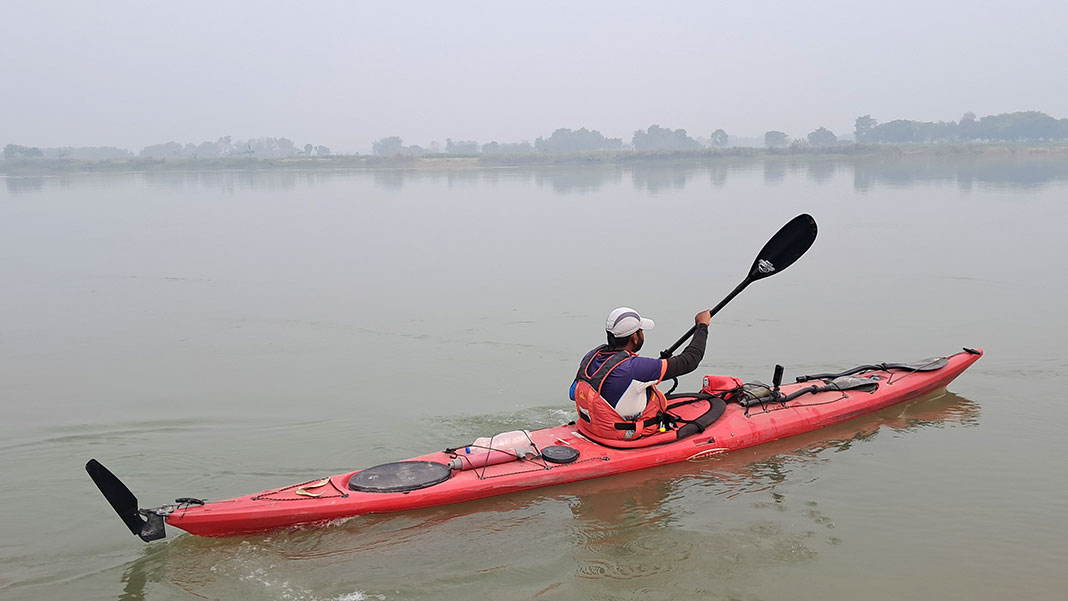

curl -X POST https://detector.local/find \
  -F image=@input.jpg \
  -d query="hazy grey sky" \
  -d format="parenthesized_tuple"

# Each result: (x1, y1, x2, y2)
(4, 1, 1066, 153)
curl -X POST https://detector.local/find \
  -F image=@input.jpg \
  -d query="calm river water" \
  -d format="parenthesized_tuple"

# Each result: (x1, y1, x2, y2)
(2, 155, 1067, 600)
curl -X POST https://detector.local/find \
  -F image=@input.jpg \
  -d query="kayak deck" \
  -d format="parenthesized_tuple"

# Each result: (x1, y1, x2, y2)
(165, 349, 982, 537)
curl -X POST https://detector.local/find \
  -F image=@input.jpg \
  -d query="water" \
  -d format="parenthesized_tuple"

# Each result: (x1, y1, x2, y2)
(2, 156, 1067, 600)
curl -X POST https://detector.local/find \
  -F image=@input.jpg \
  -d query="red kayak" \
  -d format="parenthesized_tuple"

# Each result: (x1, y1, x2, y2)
(87, 347, 982, 540)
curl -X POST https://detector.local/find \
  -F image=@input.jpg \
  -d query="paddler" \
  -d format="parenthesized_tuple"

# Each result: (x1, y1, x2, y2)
(571, 307, 711, 442)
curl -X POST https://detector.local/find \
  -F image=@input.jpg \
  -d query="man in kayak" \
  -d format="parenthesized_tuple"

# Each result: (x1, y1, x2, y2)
(571, 307, 711, 442)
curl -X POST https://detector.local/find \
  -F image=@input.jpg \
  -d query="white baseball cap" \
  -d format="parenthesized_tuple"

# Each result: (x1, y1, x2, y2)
(605, 307, 655, 338)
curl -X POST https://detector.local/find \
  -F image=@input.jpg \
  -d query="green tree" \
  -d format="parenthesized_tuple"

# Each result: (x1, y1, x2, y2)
(764, 131, 789, 148)
(806, 127, 837, 147)
(243, 137, 297, 158)
(710, 129, 729, 147)
(483, 141, 533, 154)
(445, 138, 479, 154)
(957, 112, 977, 140)
(633, 125, 701, 151)
(854, 115, 877, 143)
(216, 136, 234, 154)
(534, 128, 622, 153)
(973, 111, 1062, 141)
(195, 141, 221, 157)
(868, 120, 920, 143)
(372, 136, 405, 156)
(139, 141, 183, 158)
(3, 144, 44, 159)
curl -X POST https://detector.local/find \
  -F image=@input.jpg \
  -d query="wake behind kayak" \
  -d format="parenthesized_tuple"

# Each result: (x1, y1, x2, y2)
(87, 348, 982, 540)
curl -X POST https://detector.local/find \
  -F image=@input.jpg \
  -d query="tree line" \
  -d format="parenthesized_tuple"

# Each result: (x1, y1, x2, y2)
(6, 111, 1068, 162)
(370, 124, 844, 157)
(855, 111, 1068, 144)
(137, 137, 331, 159)
(3, 137, 331, 161)
(366, 111, 1068, 156)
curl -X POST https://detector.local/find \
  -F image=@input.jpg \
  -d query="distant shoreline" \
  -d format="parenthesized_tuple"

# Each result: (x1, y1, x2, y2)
(2, 144, 1067, 176)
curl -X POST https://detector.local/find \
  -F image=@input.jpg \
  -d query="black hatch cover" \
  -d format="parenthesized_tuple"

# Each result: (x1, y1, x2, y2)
(348, 461, 452, 493)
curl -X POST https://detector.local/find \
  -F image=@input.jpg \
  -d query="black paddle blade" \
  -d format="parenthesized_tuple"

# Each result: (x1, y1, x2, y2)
(748, 213, 818, 281)
(86, 459, 148, 537)
(661, 214, 817, 359)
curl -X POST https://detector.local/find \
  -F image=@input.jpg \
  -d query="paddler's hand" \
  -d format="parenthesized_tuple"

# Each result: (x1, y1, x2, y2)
(695, 310, 711, 327)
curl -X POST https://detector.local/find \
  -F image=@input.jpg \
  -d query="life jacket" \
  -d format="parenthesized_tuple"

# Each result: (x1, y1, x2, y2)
(574, 346, 668, 443)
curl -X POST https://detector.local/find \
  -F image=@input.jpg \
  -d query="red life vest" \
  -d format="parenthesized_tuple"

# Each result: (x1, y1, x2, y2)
(574, 347, 668, 443)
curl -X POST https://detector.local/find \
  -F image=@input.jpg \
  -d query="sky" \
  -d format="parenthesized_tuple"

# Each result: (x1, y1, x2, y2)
(3, 0, 1067, 154)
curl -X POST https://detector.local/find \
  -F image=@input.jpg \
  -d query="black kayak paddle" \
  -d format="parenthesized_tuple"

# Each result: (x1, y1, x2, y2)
(660, 213, 818, 359)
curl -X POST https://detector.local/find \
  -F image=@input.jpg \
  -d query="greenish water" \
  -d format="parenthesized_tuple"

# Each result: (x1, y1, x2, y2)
(1, 159, 1066, 600)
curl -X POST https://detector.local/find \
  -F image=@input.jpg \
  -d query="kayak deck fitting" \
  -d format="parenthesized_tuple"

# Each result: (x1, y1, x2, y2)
(87, 347, 982, 540)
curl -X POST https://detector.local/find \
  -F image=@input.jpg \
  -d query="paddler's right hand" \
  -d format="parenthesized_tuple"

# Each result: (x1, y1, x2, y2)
(695, 310, 711, 327)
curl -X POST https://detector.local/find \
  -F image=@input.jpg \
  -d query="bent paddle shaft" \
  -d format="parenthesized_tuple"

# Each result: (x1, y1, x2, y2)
(660, 213, 818, 359)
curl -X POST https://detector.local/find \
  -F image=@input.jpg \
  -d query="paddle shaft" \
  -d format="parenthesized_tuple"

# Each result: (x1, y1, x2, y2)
(657, 213, 817, 360)
(659, 278, 750, 359)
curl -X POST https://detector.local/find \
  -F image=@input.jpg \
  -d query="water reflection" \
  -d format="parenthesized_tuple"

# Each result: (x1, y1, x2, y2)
(118, 544, 166, 601)
(566, 391, 978, 519)
(630, 163, 694, 193)
(763, 160, 788, 185)
(6, 156, 1067, 197)
(806, 159, 837, 184)
(371, 168, 407, 190)
(707, 390, 979, 490)
(4, 176, 47, 194)
(557, 391, 980, 595)
(534, 167, 621, 194)
(139, 169, 314, 192)
(852, 153, 1068, 192)
(709, 163, 730, 188)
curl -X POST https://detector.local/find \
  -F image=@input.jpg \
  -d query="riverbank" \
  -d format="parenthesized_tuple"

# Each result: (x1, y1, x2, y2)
(1, 144, 1066, 176)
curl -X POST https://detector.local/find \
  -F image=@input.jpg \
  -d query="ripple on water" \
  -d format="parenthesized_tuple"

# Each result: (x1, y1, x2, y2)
(623, 533, 691, 556)
(577, 559, 670, 580)
(162, 539, 390, 601)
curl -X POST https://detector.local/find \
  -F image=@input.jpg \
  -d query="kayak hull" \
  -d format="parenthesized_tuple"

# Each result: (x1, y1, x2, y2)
(167, 348, 982, 537)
